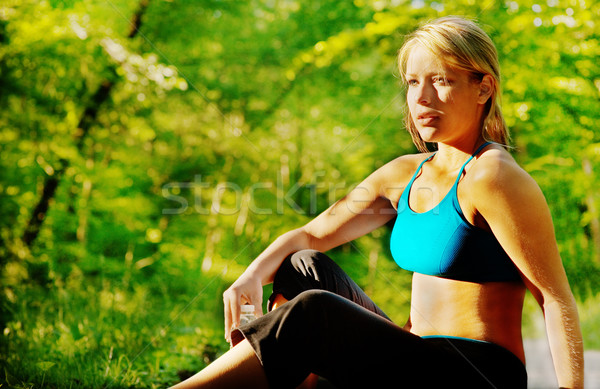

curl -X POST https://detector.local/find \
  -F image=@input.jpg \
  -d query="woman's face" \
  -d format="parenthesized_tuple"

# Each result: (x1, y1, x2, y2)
(405, 45, 486, 146)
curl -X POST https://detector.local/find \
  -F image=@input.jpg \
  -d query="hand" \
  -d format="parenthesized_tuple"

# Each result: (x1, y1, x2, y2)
(222, 274, 264, 344)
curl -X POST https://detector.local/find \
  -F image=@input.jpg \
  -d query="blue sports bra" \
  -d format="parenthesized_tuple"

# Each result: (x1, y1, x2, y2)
(390, 142, 522, 283)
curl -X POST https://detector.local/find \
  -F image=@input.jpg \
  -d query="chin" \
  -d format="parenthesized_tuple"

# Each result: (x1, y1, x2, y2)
(417, 128, 439, 143)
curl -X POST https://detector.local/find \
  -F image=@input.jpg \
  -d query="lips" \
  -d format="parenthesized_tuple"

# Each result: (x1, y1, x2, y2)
(416, 111, 439, 120)
(416, 112, 439, 126)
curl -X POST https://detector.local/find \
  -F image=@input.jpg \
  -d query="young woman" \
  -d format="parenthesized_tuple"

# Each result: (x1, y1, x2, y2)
(171, 17, 584, 388)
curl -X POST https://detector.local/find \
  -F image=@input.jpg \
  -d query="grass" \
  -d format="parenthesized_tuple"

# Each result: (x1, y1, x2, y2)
(0, 256, 233, 388)
(1, 251, 599, 388)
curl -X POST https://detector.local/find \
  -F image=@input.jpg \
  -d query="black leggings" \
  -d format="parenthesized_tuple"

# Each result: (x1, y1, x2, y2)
(232, 250, 527, 389)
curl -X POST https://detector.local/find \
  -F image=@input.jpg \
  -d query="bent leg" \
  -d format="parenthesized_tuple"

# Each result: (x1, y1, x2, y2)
(267, 250, 390, 388)
(237, 290, 439, 388)
(235, 289, 526, 389)
(269, 249, 390, 320)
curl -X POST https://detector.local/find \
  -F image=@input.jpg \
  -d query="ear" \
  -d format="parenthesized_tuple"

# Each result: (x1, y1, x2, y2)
(477, 74, 494, 105)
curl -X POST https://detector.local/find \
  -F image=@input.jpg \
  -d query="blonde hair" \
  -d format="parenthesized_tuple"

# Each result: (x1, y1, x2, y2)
(397, 17, 509, 152)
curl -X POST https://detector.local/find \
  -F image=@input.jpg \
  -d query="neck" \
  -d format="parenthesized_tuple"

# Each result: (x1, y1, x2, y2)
(433, 136, 486, 169)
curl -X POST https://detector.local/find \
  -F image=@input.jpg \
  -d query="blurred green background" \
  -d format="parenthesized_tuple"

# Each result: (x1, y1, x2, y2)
(1, 0, 599, 387)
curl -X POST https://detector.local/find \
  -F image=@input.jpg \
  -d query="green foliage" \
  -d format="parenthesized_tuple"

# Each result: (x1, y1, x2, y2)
(1, 0, 600, 386)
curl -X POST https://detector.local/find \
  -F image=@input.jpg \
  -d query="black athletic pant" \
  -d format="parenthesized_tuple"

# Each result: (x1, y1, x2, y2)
(231, 250, 527, 389)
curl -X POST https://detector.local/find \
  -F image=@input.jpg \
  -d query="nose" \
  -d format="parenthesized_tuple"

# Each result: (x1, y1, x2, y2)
(414, 82, 432, 106)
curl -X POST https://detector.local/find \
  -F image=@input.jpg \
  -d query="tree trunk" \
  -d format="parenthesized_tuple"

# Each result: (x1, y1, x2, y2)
(128, 0, 149, 38)
(22, 160, 65, 247)
(22, 0, 150, 248)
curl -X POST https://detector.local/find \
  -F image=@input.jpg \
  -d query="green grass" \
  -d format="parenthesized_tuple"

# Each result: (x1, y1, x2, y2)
(0, 257, 233, 388)
(2, 253, 599, 388)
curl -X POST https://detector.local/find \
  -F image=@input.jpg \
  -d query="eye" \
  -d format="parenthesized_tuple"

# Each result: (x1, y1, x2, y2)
(407, 79, 419, 86)
(433, 76, 451, 85)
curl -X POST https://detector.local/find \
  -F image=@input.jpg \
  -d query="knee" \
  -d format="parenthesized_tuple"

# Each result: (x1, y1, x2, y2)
(289, 249, 324, 268)
(288, 249, 331, 279)
(282, 290, 346, 330)
(295, 288, 329, 301)
(275, 290, 329, 328)
(274, 249, 326, 281)
(292, 289, 338, 313)
(270, 251, 327, 311)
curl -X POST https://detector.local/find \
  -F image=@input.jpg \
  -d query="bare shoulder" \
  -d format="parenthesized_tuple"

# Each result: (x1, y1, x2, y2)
(467, 145, 543, 203)
(368, 152, 433, 203)
(376, 152, 433, 178)
(374, 152, 433, 183)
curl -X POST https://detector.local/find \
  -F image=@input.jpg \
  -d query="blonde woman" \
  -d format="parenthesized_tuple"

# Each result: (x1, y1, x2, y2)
(172, 17, 583, 388)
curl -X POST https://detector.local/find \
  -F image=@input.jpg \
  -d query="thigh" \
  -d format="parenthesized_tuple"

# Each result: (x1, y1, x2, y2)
(240, 290, 443, 388)
(294, 291, 451, 388)
(269, 249, 390, 320)
(423, 337, 527, 389)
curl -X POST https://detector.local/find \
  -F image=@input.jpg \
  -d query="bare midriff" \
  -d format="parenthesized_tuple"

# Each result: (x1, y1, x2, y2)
(409, 272, 526, 364)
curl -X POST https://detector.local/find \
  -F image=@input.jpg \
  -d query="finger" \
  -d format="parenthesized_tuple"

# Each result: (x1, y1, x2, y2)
(252, 292, 264, 318)
(223, 294, 233, 342)
(230, 294, 241, 330)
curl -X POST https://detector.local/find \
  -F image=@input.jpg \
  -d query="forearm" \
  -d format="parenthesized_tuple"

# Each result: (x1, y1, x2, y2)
(243, 227, 311, 285)
(544, 298, 584, 388)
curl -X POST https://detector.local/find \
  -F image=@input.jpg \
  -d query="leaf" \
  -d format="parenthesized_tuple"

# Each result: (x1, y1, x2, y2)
(35, 361, 55, 372)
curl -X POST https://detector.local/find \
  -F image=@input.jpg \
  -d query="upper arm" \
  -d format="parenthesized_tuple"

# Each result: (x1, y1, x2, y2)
(472, 155, 574, 307)
(472, 153, 583, 386)
(302, 158, 409, 252)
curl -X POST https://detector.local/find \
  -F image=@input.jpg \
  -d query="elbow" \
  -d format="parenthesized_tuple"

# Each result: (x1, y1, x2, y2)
(298, 225, 330, 252)
(541, 293, 580, 324)
(277, 227, 313, 251)
(541, 286, 578, 310)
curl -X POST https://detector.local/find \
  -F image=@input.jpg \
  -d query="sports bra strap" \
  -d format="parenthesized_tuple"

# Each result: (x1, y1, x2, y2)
(453, 141, 491, 186)
(403, 142, 493, 203)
